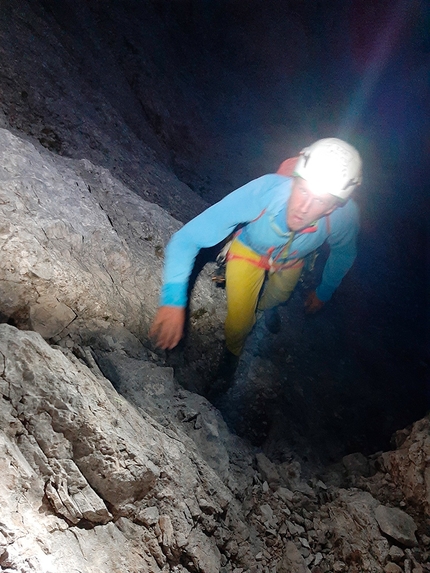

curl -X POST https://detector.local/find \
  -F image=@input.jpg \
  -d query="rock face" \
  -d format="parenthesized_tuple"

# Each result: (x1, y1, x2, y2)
(0, 128, 225, 350)
(0, 0, 255, 216)
(2, 323, 430, 573)
(0, 124, 429, 573)
(0, 2, 428, 571)
(0, 324, 243, 572)
(379, 418, 430, 515)
(375, 505, 418, 548)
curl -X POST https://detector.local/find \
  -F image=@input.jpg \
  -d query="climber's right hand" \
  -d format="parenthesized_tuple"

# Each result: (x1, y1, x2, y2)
(149, 306, 186, 350)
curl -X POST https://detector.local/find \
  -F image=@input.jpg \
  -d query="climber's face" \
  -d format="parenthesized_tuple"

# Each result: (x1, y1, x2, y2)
(287, 177, 338, 231)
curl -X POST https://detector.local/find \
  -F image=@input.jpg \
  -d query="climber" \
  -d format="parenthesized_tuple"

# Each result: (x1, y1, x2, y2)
(150, 138, 362, 375)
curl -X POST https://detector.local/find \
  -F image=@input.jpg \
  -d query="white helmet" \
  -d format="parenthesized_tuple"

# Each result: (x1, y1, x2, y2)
(293, 138, 362, 200)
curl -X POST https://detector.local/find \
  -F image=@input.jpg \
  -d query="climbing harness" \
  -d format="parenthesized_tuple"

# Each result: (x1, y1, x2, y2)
(211, 209, 331, 286)
(211, 208, 268, 287)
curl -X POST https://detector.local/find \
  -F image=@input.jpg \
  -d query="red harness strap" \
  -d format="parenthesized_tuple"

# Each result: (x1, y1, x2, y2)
(225, 200, 331, 272)
(226, 247, 275, 270)
(226, 249, 304, 272)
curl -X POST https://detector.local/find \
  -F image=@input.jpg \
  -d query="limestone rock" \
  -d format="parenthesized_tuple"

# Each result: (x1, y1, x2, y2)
(384, 563, 403, 573)
(279, 540, 311, 573)
(29, 295, 77, 339)
(137, 506, 160, 527)
(0, 4, 428, 573)
(186, 529, 222, 573)
(0, 324, 233, 572)
(317, 490, 390, 568)
(276, 486, 295, 503)
(0, 128, 224, 349)
(256, 452, 281, 488)
(379, 416, 430, 515)
(375, 505, 418, 547)
(388, 545, 405, 562)
(1, 319, 430, 572)
(342, 451, 371, 479)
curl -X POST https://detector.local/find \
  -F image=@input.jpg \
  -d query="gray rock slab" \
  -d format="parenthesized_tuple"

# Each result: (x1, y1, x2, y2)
(256, 452, 281, 488)
(279, 541, 311, 573)
(342, 451, 371, 478)
(0, 128, 224, 349)
(384, 563, 403, 573)
(375, 505, 418, 547)
(0, 324, 235, 572)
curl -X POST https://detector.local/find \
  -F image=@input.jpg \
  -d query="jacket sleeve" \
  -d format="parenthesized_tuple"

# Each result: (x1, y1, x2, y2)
(316, 200, 360, 302)
(160, 175, 280, 307)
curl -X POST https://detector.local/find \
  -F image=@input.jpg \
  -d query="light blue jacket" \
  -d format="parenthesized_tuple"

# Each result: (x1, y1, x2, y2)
(161, 174, 359, 307)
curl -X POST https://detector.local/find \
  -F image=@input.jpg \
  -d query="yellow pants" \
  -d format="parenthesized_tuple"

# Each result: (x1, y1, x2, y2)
(225, 239, 303, 356)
